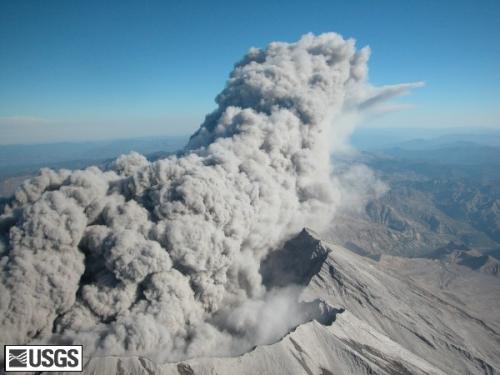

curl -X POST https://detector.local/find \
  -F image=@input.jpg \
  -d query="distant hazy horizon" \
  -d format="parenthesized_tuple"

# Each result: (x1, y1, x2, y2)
(1, 127, 498, 184)
(2, 126, 497, 154)
(0, 125, 499, 147)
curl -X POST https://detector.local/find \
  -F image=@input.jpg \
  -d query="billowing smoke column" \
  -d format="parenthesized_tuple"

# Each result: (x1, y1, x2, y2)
(0, 33, 419, 362)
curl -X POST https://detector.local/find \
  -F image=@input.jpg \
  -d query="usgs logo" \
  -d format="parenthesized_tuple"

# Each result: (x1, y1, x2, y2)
(4, 345, 82, 372)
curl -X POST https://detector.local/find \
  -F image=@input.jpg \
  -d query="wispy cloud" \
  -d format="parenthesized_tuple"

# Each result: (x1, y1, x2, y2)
(0, 116, 52, 126)
(358, 81, 425, 111)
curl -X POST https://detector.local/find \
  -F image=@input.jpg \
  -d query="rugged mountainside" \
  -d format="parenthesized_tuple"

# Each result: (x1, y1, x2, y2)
(327, 151, 500, 259)
(73, 229, 500, 375)
(421, 242, 500, 277)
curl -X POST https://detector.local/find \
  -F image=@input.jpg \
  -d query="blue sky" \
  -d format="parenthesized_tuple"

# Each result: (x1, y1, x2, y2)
(0, 0, 499, 144)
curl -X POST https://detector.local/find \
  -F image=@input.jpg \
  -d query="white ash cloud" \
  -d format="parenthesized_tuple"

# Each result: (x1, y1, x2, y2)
(0, 32, 418, 362)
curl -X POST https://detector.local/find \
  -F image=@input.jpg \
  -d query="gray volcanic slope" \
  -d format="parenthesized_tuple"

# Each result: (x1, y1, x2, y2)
(74, 229, 500, 375)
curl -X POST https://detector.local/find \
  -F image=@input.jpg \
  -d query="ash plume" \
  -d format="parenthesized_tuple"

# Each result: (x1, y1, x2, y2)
(0, 33, 419, 362)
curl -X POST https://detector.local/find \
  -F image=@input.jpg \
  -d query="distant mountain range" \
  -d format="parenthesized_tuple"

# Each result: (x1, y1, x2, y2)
(378, 142, 500, 166)
(350, 127, 500, 150)
(327, 130, 500, 269)
(0, 135, 187, 197)
(0, 135, 187, 179)
(328, 147, 500, 263)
